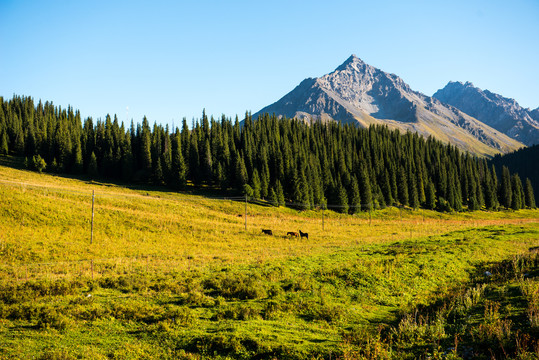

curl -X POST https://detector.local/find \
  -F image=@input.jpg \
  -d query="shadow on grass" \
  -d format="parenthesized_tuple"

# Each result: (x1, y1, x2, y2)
(0, 155, 281, 207)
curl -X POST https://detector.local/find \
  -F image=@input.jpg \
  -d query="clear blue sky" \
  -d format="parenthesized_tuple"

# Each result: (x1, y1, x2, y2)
(1, 0, 538, 128)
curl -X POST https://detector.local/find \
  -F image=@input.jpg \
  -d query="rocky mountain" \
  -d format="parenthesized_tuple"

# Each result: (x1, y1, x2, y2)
(433, 81, 539, 146)
(253, 55, 523, 157)
(530, 108, 539, 122)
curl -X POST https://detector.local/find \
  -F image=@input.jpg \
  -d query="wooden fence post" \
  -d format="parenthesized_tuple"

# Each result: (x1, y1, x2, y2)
(91, 190, 95, 244)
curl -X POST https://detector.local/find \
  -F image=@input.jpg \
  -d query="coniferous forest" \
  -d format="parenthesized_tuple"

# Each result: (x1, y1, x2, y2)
(0, 95, 535, 212)
(491, 144, 538, 209)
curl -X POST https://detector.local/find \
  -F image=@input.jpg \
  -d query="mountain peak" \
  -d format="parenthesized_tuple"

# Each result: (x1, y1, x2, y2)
(346, 54, 363, 63)
(253, 56, 525, 155)
(445, 81, 475, 89)
(335, 54, 366, 71)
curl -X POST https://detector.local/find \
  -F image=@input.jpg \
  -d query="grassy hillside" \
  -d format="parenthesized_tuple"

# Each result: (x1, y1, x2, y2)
(0, 160, 538, 359)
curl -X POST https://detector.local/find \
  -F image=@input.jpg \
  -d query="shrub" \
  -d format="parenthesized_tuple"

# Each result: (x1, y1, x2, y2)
(188, 333, 263, 358)
(32, 155, 47, 173)
(38, 348, 76, 360)
(73, 303, 109, 321)
(110, 301, 162, 323)
(262, 300, 282, 320)
(180, 289, 215, 307)
(165, 305, 196, 326)
(301, 302, 346, 324)
(437, 197, 452, 212)
(36, 308, 71, 331)
(203, 273, 267, 300)
(212, 303, 261, 321)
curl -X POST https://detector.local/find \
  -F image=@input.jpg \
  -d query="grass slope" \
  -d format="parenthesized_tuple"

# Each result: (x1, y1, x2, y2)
(0, 160, 538, 359)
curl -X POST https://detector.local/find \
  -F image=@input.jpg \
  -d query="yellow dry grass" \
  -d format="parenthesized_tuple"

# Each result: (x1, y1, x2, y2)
(1, 163, 538, 280)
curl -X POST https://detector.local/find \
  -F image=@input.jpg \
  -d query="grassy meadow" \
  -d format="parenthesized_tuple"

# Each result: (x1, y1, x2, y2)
(0, 158, 538, 359)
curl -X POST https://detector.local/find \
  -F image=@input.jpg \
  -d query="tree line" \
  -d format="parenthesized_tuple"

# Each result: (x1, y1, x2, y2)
(0, 95, 535, 212)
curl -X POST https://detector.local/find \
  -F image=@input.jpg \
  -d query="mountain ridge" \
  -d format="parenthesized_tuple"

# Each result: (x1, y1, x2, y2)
(433, 81, 539, 146)
(253, 55, 523, 157)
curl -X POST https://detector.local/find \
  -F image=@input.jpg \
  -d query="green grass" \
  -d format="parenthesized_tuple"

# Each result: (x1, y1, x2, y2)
(0, 160, 539, 359)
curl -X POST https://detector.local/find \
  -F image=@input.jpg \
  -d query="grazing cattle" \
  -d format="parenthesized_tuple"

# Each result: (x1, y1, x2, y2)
(262, 229, 273, 235)
(287, 231, 299, 237)
(299, 230, 308, 239)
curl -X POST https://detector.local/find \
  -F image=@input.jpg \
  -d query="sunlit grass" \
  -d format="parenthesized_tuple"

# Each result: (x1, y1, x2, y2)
(1, 164, 537, 269)
(1, 162, 539, 359)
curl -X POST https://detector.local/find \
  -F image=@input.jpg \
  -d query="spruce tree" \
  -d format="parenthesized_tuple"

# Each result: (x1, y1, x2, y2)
(0, 130, 8, 155)
(153, 157, 164, 185)
(359, 164, 372, 211)
(275, 180, 285, 206)
(88, 151, 98, 179)
(484, 165, 499, 210)
(408, 167, 419, 209)
(349, 176, 361, 214)
(235, 155, 248, 191)
(251, 169, 261, 199)
(268, 188, 278, 206)
(381, 169, 393, 206)
(292, 168, 310, 210)
(189, 130, 201, 186)
(511, 174, 524, 210)
(467, 176, 480, 211)
(260, 163, 270, 199)
(202, 138, 213, 184)
(448, 169, 462, 211)
(73, 138, 83, 174)
(140, 116, 152, 180)
(397, 165, 409, 206)
(425, 181, 436, 210)
(483, 174, 497, 210)
(170, 132, 187, 189)
(524, 178, 536, 208)
(337, 184, 349, 214)
(121, 150, 135, 182)
(500, 166, 512, 208)
(390, 164, 398, 205)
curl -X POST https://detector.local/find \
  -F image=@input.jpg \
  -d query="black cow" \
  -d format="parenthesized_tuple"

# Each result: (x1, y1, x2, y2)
(262, 229, 273, 235)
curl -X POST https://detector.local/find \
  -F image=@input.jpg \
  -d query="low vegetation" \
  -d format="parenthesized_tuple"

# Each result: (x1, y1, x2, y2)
(0, 162, 538, 359)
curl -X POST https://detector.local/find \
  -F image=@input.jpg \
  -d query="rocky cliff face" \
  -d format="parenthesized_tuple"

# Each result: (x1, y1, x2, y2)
(433, 81, 539, 146)
(253, 55, 523, 156)
(528, 107, 539, 123)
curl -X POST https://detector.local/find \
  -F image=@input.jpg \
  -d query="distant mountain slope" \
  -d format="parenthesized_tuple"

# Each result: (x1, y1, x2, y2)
(529, 107, 539, 123)
(433, 81, 539, 146)
(253, 55, 523, 157)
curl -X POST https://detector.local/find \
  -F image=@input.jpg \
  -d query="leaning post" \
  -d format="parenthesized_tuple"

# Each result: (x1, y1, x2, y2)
(91, 190, 95, 244)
